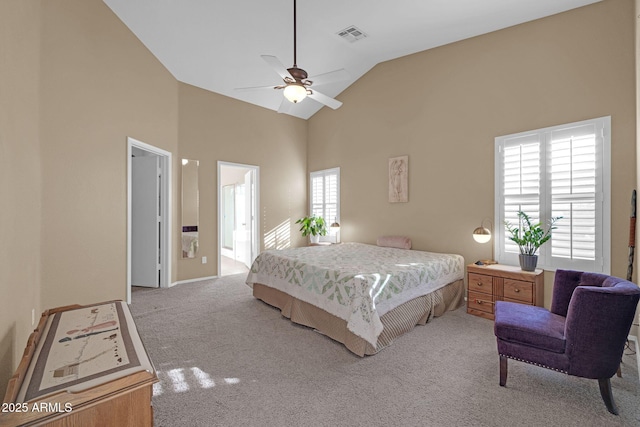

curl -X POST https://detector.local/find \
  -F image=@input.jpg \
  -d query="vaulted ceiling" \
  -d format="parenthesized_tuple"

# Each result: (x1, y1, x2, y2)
(103, 0, 601, 119)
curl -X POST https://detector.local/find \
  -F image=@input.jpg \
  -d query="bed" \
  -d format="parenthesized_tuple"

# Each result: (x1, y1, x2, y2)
(246, 242, 465, 356)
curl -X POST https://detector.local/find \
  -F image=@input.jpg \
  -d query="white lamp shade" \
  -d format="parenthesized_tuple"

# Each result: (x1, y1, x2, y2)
(473, 227, 491, 243)
(330, 220, 340, 243)
(283, 84, 307, 103)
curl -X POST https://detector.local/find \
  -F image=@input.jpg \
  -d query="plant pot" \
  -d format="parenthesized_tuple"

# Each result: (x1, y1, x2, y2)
(309, 234, 320, 244)
(519, 254, 538, 272)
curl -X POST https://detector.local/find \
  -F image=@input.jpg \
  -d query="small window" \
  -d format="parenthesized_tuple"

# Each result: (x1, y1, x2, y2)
(310, 168, 340, 242)
(495, 117, 610, 273)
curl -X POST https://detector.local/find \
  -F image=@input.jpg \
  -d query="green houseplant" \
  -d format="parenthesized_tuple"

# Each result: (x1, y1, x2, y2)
(505, 211, 562, 271)
(295, 215, 327, 244)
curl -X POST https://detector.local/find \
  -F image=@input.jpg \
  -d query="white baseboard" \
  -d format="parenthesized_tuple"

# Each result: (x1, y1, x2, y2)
(172, 275, 218, 286)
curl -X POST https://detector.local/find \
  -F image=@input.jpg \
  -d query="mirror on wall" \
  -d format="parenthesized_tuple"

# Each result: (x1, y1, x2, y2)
(181, 159, 199, 258)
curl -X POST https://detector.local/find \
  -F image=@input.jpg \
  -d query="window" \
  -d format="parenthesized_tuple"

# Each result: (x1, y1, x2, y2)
(495, 117, 610, 273)
(310, 168, 340, 242)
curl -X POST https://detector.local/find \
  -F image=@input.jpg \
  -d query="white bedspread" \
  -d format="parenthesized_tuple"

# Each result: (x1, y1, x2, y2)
(246, 243, 464, 346)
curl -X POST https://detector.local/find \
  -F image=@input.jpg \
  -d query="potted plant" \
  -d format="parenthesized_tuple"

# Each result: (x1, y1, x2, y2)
(295, 215, 327, 244)
(505, 211, 562, 271)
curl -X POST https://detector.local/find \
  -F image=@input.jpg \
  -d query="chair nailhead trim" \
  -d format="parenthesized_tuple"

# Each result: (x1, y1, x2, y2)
(500, 353, 568, 374)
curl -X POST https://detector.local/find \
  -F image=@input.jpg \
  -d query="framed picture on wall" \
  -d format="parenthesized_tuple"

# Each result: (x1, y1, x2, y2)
(389, 155, 408, 203)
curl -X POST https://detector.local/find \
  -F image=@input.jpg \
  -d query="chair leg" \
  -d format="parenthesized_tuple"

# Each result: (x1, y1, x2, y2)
(499, 354, 508, 386)
(597, 378, 619, 415)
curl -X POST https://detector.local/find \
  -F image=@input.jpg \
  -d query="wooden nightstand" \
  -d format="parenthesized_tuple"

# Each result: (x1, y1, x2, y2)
(309, 241, 332, 246)
(466, 263, 544, 320)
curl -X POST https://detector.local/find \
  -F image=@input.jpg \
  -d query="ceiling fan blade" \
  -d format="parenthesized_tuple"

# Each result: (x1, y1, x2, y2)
(277, 97, 294, 114)
(261, 55, 294, 81)
(307, 90, 342, 110)
(234, 84, 280, 92)
(308, 69, 350, 86)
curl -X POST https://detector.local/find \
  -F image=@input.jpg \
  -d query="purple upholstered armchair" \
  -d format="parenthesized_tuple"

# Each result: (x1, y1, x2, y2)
(494, 269, 640, 415)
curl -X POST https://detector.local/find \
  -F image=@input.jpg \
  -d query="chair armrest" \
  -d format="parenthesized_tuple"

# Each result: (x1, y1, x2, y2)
(564, 285, 640, 378)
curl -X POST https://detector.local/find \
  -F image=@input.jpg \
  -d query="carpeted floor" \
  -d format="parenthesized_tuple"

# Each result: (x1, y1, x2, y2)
(130, 275, 640, 427)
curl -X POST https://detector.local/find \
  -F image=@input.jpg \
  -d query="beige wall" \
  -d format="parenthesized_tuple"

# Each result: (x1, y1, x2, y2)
(0, 0, 42, 393)
(39, 0, 180, 308)
(309, 0, 636, 308)
(177, 83, 308, 281)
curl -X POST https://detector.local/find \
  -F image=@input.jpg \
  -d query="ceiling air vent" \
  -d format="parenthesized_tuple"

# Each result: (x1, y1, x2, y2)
(337, 26, 367, 43)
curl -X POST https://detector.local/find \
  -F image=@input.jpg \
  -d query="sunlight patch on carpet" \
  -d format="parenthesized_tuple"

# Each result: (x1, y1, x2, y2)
(152, 367, 241, 396)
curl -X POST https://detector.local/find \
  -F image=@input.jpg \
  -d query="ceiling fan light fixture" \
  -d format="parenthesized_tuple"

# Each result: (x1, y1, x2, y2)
(235, 0, 346, 112)
(283, 83, 307, 103)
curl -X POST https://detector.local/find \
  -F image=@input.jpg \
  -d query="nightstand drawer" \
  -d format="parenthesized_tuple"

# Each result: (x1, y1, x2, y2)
(468, 291, 494, 314)
(503, 279, 533, 303)
(468, 273, 493, 294)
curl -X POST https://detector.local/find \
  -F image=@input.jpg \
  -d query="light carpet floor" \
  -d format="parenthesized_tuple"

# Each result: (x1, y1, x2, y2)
(130, 275, 639, 427)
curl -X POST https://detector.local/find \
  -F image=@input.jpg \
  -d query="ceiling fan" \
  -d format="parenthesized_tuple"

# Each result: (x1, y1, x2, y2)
(235, 0, 349, 112)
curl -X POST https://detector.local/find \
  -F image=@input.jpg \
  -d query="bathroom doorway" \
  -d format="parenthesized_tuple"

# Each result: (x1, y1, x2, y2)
(218, 162, 259, 276)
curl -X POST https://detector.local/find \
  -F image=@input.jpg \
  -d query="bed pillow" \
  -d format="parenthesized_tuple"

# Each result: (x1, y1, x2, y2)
(376, 236, 412, 250)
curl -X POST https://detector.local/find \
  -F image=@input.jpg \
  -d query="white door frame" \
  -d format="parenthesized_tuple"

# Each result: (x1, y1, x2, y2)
(217, 161, 259, 276)
(127, 137, 172, 303)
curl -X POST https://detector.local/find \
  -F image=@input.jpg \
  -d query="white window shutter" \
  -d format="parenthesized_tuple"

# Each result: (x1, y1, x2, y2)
(498, 135, 541, 265)
(311, 174, 324, 218)
(549, 124, 597, 262)
(495, 117, 610, 273)
(309, 168, 341, 242)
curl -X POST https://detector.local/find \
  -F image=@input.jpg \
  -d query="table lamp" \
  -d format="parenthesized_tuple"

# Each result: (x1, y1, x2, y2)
(472, 218, 496, 265)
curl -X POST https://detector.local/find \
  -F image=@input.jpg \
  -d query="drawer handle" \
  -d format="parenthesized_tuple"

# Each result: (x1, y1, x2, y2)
(476, 282, 483, 286)
(476, 299, 483, 304)
(514, 288, 520, 293)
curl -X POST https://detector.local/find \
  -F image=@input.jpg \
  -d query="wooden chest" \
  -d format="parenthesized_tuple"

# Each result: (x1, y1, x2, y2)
(1, 301, 157, 426)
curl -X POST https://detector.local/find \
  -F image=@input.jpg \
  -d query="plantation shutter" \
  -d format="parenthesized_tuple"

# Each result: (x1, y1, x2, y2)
(547, 122, 606, 271)
(495, 117, 609, 273)
(310, 167, 340, 227)
(500, 134, 541, 261)
(324, 172, 338, 225)
(311, 174, 325, 218)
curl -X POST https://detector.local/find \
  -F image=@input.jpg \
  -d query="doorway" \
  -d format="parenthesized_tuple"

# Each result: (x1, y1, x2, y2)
(218, 161, 259, 276)
(127, 137, 172, 303)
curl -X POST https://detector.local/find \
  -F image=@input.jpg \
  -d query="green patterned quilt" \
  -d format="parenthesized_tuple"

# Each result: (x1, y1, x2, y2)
(246, 242, 463, 346)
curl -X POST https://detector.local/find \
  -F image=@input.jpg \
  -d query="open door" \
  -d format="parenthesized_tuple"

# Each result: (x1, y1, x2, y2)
(241, 170, 254, 269)
(233, 170, 253, 269)
(131, 155, 160, 287)
(127, 137, 171, 303)
(233, 183, 246, 264)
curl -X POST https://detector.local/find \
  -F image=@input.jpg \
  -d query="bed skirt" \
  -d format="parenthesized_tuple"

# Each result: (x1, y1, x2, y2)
(253, 279, 464, 357)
